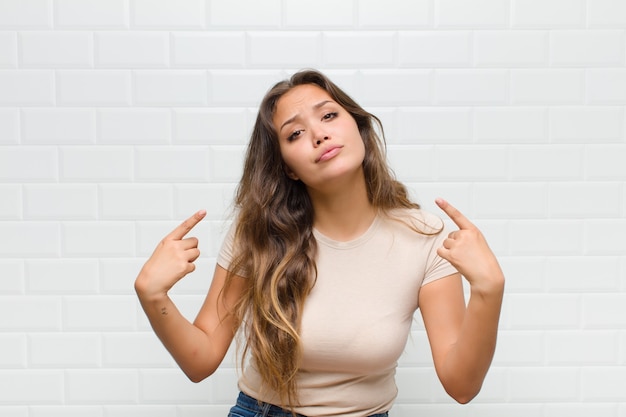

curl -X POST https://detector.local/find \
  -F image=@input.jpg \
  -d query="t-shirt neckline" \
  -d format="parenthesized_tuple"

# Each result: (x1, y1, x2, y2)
(312, 214, 381, 250)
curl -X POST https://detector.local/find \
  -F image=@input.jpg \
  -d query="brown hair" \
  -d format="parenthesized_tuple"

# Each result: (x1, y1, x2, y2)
(223, 69, 419, 410)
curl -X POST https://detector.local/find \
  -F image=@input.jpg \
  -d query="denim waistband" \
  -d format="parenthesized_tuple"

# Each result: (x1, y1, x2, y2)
(231, 391, 304, 417)
(230, 391, 389, 417)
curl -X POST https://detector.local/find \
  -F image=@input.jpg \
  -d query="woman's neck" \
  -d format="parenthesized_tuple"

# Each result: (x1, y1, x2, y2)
(307, 172, 377, 242)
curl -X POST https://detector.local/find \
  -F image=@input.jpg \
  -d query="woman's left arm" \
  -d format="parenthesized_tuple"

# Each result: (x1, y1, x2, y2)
(418, 198, 505, 404)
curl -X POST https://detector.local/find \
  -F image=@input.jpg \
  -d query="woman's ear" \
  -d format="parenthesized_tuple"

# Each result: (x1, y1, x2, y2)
(284, 166, 299, 181)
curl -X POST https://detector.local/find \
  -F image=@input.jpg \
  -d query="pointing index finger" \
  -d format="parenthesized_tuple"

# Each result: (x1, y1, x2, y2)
(167, 210, 207, 240)
(435, 198, 475, 230)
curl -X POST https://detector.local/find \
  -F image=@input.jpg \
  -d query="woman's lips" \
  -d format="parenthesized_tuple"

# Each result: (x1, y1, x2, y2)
(316, 146, 342, 162)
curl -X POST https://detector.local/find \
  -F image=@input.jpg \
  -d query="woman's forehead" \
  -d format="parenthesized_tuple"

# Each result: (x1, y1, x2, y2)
(278, 84, 332, 108)
(273, 84, 334, 123)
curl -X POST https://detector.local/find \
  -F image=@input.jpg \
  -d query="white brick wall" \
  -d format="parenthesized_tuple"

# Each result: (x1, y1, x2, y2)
(0, 1, 624, 416)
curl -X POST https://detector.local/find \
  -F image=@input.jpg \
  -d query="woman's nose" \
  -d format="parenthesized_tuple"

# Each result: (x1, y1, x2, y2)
(314, 135, 329, 146)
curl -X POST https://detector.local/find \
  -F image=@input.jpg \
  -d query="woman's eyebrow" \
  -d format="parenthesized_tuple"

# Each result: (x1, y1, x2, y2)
(279, 100, 334, 132)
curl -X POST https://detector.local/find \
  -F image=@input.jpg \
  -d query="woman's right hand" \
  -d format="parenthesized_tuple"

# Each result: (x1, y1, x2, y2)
(134, 210, 207, 300)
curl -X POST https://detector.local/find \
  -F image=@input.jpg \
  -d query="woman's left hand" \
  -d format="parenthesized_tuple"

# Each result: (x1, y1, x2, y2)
(435, 198, 504, 295)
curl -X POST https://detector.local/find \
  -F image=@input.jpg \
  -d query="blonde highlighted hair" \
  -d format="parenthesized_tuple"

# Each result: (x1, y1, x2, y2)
(223, 69, 420, 410)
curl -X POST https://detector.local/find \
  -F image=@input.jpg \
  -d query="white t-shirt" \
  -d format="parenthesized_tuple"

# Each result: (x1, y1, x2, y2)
(217, 208, 458, 417)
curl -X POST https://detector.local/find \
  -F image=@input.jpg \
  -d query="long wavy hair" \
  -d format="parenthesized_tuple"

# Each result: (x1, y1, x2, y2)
(223, 69, 420, 410)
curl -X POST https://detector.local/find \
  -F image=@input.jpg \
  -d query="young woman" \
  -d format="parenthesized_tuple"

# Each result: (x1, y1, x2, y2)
(135, 70, 505, 417)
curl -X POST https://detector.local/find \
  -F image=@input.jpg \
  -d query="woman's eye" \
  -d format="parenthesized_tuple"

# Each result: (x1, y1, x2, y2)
(288, 129, 303, 142)
(323, 112, 338, 120)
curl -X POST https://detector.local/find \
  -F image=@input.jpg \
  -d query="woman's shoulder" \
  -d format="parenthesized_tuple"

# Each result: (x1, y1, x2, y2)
(386, 206, 445, 235)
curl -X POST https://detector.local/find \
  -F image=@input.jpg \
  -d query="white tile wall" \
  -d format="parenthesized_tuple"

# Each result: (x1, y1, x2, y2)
(54, 0, 128, 29)
(131, 0, 206, 29)
(20, 32, 93, 68)
(95, 32, 169, 68)
(0, 0, 52, 29)
(21, 109, 96, 145)
(588, 0, 626, 28)
(0, 70, 55, 105)
(437, 0, 509, 28)
(512, 0, 585, 28)
(0, 0, 625, 416)
(56, 70, 132, 106)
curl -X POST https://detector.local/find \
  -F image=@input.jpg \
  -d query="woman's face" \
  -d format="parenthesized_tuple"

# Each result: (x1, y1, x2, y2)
(272, 84, 365, 192)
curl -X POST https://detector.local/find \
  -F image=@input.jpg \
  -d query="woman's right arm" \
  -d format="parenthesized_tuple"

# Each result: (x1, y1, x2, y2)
(134, 210, 246, 382)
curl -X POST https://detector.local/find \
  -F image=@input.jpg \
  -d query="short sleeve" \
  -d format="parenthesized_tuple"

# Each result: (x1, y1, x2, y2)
(421, 220, 459, 287)
(216, 221, 237, 272)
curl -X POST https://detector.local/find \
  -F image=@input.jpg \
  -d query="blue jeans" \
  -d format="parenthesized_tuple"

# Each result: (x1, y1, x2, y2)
(228, 391, 389, 417)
